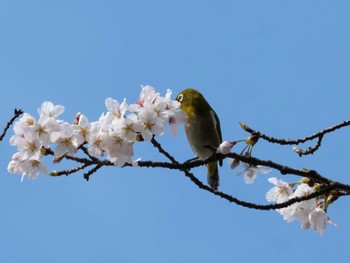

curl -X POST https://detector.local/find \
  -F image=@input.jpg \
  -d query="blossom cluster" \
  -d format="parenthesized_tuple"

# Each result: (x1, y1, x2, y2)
(266, 177, 337, 235)
(8, 86, 184, 181)
(216, 140, 337, 235)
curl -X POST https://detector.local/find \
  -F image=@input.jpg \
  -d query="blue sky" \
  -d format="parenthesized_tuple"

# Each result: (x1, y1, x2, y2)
(1, 1, 350, 262)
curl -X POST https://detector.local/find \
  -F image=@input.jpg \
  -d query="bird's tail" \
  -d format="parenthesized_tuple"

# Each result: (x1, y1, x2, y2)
(206, 161, 219, 191)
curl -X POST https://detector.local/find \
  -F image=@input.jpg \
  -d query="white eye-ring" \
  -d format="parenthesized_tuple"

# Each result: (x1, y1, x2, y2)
(177, 93, 184, 102)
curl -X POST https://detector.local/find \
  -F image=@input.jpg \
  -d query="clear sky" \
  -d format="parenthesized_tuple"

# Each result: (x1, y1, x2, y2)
(1, 1, 350, 262)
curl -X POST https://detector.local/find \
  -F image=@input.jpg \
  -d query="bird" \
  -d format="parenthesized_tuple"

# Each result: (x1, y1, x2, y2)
(176, 88, 222, 190)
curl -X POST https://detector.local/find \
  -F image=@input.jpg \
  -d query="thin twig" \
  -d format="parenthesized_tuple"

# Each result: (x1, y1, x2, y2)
(79, 144, 101, 162)
(151, 136, 178, 163)
(0, 109, 23, 141)
(258, 120, 350, 145)
(51, 163, 91, 176)
(44, 147, 96, 165)
(242, 120, 350, 156)
(84, 164, 103, 181)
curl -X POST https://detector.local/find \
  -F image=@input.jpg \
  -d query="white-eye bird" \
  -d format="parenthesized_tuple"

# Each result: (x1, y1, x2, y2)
(176, 88, 222, 190)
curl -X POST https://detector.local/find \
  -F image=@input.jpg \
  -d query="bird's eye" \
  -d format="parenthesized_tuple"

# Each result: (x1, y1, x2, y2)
(177, 93, 184, 102)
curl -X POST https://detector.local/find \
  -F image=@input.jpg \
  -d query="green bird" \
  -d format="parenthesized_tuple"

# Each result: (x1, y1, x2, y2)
(176, 88, 223, 190)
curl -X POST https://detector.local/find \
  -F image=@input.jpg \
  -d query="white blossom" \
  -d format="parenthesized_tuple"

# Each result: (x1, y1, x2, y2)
(266, 177, 293, 203)
(73, 113, 90, 146)
(279, 184, 317, 229)
(129, 85, 159, 112)
(8, 152, 47, 181)
(216, 140, 235, 154)
(50, 123, 79, 157)
(86, 120, 105, 157)
(14, 132, 42, 161)
(36, 101, 64, 146)
(102, 129, 134, 167)
(138, 107, 164, 140)
(20, 159, 48, 181)
(116, 113, 143, 142)
(309, 207, 337, 235)
(236, 162, 271, 184)
(105, 98, 128, 120)
(10, 114, 37, 146)
(168, 109, 186, 136)
(17, 113, 36, 128)
(163, 89, 184, 135)
(38, 101, 64, 122)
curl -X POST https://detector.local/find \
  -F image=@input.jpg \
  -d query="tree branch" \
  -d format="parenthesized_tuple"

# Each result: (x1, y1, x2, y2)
(147, 138, 349, 210)
(41, 137, 350, 211)
(187, 152, 350, 194)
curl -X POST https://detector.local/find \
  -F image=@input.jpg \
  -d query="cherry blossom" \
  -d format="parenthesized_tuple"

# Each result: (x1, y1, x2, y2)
(236, 162, 271, 184)
(216, 141, 235, 154)
(38, 101, 64, 121)
(266, 177, 293, 203)
(309, 207, 337, 235)
(50, 123, 80, 157)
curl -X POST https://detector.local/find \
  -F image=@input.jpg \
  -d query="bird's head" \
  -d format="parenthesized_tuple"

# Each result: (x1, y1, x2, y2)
(175, 88, 211, 117)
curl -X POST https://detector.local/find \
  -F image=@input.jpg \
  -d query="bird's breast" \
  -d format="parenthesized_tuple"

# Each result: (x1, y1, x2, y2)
(185, 114, 220, 160)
